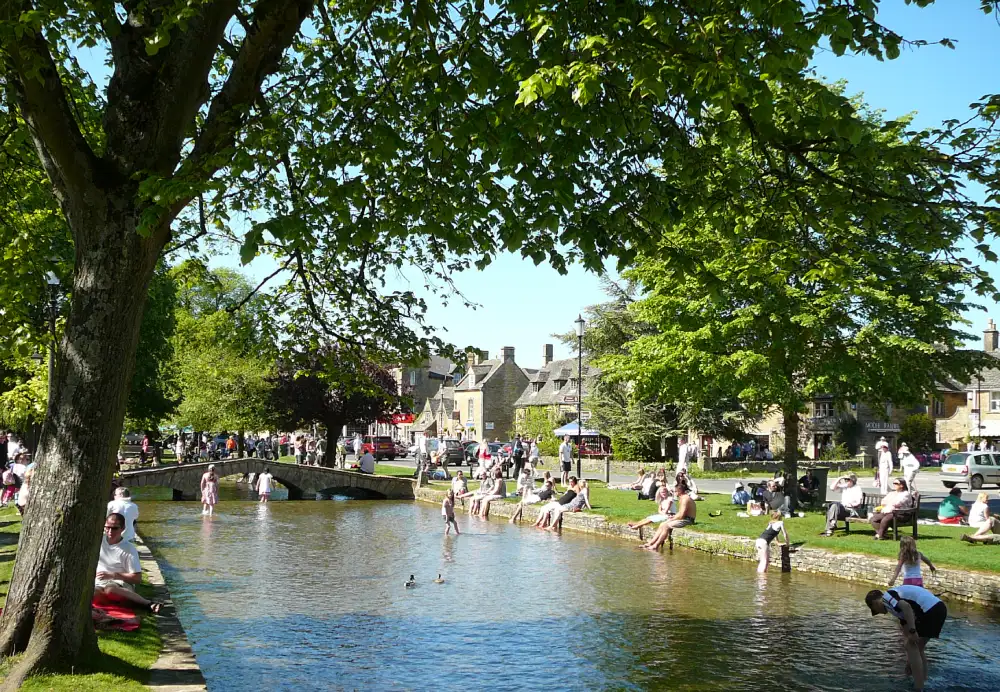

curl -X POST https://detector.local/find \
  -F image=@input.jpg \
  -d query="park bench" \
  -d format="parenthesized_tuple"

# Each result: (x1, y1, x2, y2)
(837, 491, 920, 540)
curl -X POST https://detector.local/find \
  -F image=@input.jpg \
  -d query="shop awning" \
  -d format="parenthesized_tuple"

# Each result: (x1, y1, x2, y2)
(553, 420, 603, 437)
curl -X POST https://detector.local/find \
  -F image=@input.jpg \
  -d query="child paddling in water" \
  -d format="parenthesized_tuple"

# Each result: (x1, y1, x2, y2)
(888, 536, 936, 587)
(443, 490, 460, 535)
(755, 511, 789, 573)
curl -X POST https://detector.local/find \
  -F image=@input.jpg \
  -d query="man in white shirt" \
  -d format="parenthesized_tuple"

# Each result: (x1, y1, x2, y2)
(358, 451, 375, 474)
(417, 435, 428, 466)
(558, 435, 573, 486)
(353, 434, 363, 458)
(95, 513, 161, 613)
(107, 487, 140, 542)
(256, 467, 274, 502)
(676, 438, 689, 475)
(823, 473, 865, 536)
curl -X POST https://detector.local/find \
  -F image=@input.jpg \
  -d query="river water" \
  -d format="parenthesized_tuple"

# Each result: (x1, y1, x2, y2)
(139, 498, 1000, 691)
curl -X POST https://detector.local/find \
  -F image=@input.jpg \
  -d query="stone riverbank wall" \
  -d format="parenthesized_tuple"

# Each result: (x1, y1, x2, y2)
(414, 486, 1000, 608)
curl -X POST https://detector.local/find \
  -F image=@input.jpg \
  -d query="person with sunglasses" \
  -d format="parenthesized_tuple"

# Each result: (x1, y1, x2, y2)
(95, 512, 162, 613)
(868, 478, 914, 540)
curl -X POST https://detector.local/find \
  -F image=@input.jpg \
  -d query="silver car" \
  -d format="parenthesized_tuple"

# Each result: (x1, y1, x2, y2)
(940, 452, 1000, 490)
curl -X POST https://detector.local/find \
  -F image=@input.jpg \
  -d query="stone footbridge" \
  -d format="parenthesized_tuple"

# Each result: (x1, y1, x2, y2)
(120, 459, 416, 501)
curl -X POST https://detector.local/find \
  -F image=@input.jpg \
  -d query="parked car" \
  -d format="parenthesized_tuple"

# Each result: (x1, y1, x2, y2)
(394, 441, 409, 458)
(940, 451, 1000, 490)
(464, 441, 502, 465)
(361, 435, 396, 461)
(435, 438, 466, 467)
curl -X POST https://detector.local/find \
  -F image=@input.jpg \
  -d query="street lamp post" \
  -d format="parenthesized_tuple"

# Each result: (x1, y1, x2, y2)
(45, 271, 60, 404)
(574, 314, 586, 479)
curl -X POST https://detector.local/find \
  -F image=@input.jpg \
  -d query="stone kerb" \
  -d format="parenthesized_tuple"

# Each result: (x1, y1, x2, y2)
(412, 486, 1000, 608)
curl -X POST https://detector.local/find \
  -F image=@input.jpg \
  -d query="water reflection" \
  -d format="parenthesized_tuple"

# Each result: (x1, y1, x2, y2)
(140, 501, 1000, 691)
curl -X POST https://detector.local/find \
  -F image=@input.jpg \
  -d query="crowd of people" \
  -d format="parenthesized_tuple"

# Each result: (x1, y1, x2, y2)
(1, 431, 34, 516)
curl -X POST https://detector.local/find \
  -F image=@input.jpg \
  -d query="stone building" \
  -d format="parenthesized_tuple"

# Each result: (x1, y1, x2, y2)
(933, 319, 1000, 448)
(410, 386, 457, 441)
(513, 344, 597, 443)
(389, 356, 460, 442)
(453, 348, 530, 442)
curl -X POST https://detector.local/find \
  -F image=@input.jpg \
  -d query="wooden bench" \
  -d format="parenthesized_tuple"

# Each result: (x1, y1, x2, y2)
(838, 491, 920, 540)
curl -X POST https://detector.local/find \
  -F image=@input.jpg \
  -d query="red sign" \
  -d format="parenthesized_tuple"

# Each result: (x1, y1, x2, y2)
(391, 413, 415, 425)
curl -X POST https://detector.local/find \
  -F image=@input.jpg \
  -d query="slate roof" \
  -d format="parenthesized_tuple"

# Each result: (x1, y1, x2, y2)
(514, 357, 598, 408)
(936, 351, 1000, 392)
(412, 386, 455, 432)
(454, 359, 503, 391)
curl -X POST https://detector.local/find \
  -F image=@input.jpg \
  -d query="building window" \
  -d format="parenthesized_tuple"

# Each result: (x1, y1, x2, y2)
(570, 378, 579, 391)
(814, 402, 834, 418)
(991, 392, 1000, 412)
(467, 399, 474, 420)
(409, 371, 417, 386)
(933, 398, 945, 417)
(554, 380, 566, 390)
(532, 382, 542, 393)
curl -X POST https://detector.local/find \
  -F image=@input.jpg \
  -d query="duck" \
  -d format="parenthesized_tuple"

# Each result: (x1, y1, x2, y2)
(404, 575, 416, 588)
(433, 574, 444, 584)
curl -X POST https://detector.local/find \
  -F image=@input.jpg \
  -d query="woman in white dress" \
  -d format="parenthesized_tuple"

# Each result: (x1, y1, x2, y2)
(876, 437, 893, 494)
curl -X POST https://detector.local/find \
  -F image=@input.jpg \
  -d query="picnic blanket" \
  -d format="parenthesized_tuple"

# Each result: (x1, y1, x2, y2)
(91, 595, 141, 631)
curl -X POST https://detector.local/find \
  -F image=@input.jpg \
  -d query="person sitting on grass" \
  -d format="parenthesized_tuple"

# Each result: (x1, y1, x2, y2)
(611, 468, 647, 491)
(675, 471, 700, 501)
(640, 480, 696, 551)
(516, 463, 535, 497)
(937, 487, 968, 524)
(637, 471, 659, 500)
(95, 513, 162, 614)
(510, 479, 555, 524)
(534, 477, 578, 528)
(798, 469, 820, 504)
(731, 482, 751, 506)
(962, 492, 1000, 543)
(762, 479, 791, 518)
(547, 479, 592, 532)
(629, 486, 675, 532)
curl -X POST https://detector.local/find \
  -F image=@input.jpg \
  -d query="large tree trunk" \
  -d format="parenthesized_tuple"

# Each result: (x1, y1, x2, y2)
(782, 409, 800, 510)
(0, 200, 159, 687)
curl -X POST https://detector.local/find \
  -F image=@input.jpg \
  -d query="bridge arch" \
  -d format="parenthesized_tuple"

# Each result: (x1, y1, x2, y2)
(120, 459, 416, 501)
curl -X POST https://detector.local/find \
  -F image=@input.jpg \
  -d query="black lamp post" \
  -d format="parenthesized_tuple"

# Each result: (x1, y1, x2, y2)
(45, 271, 60, 403)
(574, 314, 586, 479)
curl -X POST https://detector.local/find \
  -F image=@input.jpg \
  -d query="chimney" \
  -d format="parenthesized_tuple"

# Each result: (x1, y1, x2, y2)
(502, 346, 515, 363)
(986, 319, 999, 353)
(542, 344, 554, 367)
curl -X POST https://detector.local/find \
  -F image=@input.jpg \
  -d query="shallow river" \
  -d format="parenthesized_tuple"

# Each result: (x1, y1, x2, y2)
(139, 498, 1000, 691)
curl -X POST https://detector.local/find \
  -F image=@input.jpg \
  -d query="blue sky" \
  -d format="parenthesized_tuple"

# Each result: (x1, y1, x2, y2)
(76, 3, 1000, 368)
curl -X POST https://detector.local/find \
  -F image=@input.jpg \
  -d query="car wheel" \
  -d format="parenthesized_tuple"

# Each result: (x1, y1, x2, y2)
(943, 481, 956, 489)
(388, 455, 395, 461)
(971, 474, 984, 490)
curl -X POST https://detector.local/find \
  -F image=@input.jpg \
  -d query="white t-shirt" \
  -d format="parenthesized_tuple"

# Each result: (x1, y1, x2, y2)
(559, 442, 572, 464)
(107, 498, 140, 542)
(451, 476, 467, 494)
(970, 500, 990, 527)
(97, 536, 141, 577)
(257, 472, 273, 494)
(359, 453, 375, 474)
(528, 443, 540, 461)
(10, 462, 25, 479)
(841, 484, 864, 508)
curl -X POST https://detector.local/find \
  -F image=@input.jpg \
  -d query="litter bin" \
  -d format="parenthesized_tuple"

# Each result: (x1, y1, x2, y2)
(811, 466, 830, 505)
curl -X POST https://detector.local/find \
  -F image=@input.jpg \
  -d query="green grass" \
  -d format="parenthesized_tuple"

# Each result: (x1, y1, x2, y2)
(0, 507, 162, 690)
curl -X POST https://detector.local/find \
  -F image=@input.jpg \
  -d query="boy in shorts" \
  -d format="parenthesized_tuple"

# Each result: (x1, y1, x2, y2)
(442, 489, 460, 535)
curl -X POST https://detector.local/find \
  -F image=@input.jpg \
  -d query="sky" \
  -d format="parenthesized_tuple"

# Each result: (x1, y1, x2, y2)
(75, 2, 1000, 370)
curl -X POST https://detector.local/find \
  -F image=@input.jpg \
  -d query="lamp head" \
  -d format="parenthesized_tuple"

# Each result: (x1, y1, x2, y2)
(45, 271, 60, 287)
(574, 314, 586, 337)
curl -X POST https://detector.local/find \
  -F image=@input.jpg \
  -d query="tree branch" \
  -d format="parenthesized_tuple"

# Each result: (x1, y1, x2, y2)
(0, 3, 100, 203)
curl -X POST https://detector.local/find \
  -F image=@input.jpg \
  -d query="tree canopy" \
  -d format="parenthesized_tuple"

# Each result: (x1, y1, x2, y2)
(604, 97, 993, 477)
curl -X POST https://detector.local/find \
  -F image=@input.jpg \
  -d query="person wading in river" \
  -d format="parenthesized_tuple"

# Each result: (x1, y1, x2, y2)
(866, 586, 947, 692)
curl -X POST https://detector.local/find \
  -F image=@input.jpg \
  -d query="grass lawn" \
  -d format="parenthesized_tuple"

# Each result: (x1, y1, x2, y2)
(0, 507, 162, 690)
(423, 478, 998, 573)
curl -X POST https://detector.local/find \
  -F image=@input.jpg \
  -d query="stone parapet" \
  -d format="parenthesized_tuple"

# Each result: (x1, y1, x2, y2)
(413, 486, 1000, 608)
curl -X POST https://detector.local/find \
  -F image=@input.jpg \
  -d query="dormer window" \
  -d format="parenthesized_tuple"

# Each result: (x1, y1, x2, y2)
(532, 382, 543, 393)
(554, 379, 567, 390)
(570, 378, 579, 391)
